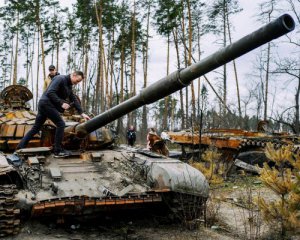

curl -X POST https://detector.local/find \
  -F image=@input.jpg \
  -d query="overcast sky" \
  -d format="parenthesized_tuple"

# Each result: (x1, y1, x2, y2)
(142, 0, 298, 115)
(43, 0, 300, 117)
(0, 0, 298, 117)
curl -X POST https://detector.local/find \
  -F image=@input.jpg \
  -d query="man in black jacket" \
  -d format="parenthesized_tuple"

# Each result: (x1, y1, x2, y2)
(17, 71, 90, 157)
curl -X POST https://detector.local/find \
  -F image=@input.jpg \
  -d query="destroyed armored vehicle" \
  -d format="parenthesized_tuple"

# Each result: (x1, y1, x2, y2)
(0, 86, 209, 237)
(0, 14, 295, 236)
(165, 128, 300, 172)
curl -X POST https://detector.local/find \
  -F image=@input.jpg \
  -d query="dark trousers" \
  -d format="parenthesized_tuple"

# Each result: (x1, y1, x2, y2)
(17, 100, 65, 153)
(128, 139, 135, 146)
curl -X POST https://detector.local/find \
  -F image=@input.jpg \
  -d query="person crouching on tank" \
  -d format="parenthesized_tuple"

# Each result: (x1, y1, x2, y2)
(16, 71, 90, 158)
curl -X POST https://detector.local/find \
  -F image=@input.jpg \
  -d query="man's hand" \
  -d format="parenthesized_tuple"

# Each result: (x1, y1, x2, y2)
(62, 102, 70, 110)
(81, 113, 91, 120)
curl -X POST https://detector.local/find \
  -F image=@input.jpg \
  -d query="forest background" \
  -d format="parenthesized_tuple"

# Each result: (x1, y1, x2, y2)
(0, 0, 299, 143)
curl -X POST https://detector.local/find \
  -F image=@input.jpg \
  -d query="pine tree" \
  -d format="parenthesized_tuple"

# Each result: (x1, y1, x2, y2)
(257, 143, 300, 237)
(191, 147, 224, 184)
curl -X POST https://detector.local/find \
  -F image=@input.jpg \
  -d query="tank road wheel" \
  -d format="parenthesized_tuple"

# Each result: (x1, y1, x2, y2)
(0, 184, 20, 237)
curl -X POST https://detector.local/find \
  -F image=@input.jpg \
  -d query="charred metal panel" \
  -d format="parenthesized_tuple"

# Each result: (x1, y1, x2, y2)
(15, 125, 25, 138)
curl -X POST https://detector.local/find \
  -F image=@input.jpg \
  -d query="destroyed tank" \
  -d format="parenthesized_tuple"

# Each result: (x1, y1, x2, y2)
(0, 14, 294, 236)
(164, 128, 300, 172)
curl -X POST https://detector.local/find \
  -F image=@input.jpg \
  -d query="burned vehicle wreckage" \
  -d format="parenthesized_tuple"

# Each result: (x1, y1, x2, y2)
(0, 14, 295, 236)
(165, 128, 300, 173)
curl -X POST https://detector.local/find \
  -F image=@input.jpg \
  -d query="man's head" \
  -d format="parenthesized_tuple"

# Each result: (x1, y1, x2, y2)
(48, 65, 57, 76)
(70, 71, 84, 85)
(150, 128, 156, 132)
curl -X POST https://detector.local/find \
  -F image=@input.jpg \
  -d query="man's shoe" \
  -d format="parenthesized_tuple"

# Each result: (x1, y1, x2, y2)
(54, 149, 72, 158)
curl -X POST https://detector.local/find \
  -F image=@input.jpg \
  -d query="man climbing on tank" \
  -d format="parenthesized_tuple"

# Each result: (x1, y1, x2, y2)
(16, 71, 90, 158)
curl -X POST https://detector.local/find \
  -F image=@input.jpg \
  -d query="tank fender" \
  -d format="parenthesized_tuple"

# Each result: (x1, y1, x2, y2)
(147, 160, 209, 197)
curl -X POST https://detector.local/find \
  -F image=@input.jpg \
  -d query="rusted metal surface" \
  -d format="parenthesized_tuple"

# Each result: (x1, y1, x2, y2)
(0, 85, 33, 109)
(0, 87, 115, 151)
(166, 129, 299, 151)
(0, 108, 42, 150)
(31, 194, 163, 217)
(0, 185, 20, 237)
(165, 129, 300, 171)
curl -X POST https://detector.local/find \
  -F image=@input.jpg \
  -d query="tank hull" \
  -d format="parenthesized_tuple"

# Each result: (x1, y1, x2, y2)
(11, 146, 208, 220)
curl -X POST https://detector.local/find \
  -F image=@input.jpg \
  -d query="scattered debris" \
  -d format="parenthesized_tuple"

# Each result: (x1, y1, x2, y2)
(234, 159, 262, 174)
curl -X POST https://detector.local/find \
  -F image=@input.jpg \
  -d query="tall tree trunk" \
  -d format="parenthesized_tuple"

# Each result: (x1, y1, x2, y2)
(120, 37, 125, 103)
(51, 47, 54, 64)
(222, 0, 227, 116)
(67, 38, 72, 72)
(26, 35, 29, 85)
(28, 31, 36, 101)
(187, 0, 196, 127)
(10, 37, 14, 84)
(142, 2, 151, 141)
(173, 27, 185, 129)
(2, 33, 10, 88)
(94, 0, 104, 114)
(180, 0, 188, 128)
(82, 40, 89, 110)
(295, 70, 300, 133)
(226, 7, 241, 121)
(27, 31, 35, 88)
(100, 16, 105, 113)
(81, 44, 86, 109)
(35, 0, 46, 81)
(94, 55, 101, 114)
(263, 4, 273, 121)
(109, 29, 115, 109)
(117, 35, 125, 137)
(196, 17, 202, 119)
(25, 29, 30, 85)
(101, 39, 108, 111)
(129, 0, 136, 126)
(13, 13, 19, 85)
(36, 29, 40, 110)
(56, 28, 60, 72)
(264, 42, 271, 121)
(163, 33, 170, 130)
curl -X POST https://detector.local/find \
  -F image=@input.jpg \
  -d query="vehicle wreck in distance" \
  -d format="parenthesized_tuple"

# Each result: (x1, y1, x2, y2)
(165, 127, 300, 170)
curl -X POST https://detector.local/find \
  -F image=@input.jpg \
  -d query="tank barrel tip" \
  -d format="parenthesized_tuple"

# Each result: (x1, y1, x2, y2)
(281, 14, 295, 32)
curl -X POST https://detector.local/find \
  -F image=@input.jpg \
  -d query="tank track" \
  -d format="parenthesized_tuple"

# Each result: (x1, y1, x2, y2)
(238, 138, 300, 151)
(0, 184, 20, 237)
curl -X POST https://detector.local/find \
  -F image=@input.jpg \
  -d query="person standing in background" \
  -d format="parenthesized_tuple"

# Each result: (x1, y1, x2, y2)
(127, 125, 136, 146)
(43, 65, 60, 91)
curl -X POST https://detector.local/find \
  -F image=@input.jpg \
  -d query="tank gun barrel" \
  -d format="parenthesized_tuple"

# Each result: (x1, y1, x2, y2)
(75, 14, 295, 137)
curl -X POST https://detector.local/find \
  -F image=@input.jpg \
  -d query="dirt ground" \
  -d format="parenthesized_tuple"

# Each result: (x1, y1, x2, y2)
(3, 176, 300, 240)
(4, 221, 234, 240)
